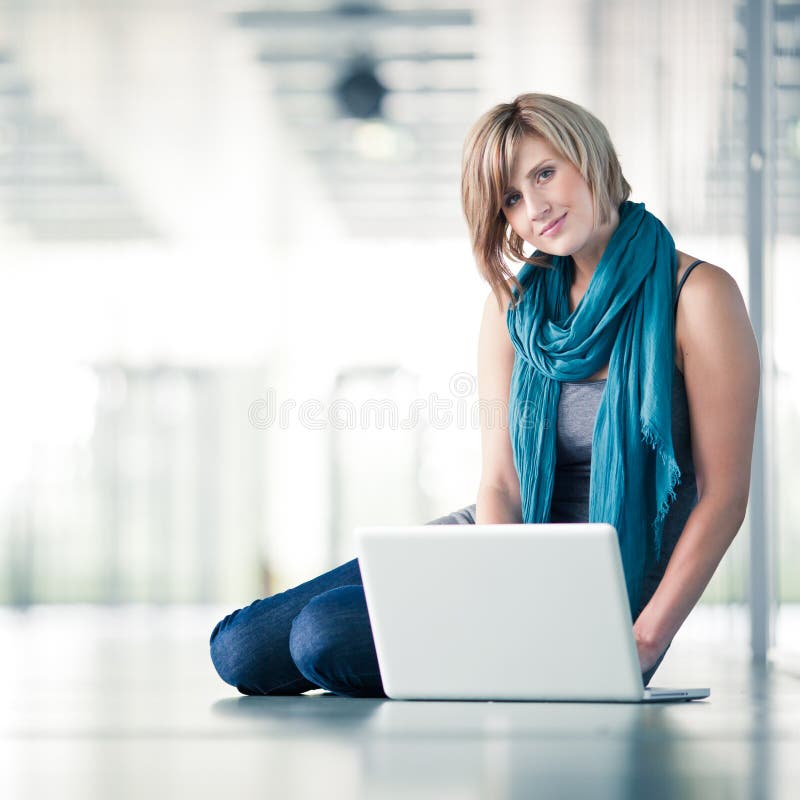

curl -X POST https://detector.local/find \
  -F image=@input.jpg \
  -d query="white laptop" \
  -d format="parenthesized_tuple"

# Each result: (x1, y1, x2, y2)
(354, 523, 709, 703)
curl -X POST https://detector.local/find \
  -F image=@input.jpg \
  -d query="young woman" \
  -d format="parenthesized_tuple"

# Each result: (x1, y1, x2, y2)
(210, 93, 759, 697)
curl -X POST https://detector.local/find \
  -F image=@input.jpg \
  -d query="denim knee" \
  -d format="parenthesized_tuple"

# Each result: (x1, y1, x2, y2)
(209, 606, 300, 695)
(288, 595, 340, 689)
(288, 586, 385, 698)
(288, 587, 382, 696)
(209, 608, 255, 692)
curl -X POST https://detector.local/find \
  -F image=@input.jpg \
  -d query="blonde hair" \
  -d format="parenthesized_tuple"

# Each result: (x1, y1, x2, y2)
(461, 93, 631, 309)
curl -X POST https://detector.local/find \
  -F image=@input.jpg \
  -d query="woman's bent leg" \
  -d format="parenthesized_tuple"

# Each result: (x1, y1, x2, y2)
(209, 558, 362, 695)
(284, 504, 478, 697)
(289, 585, 386, 698)
(209, 503, 477, 696)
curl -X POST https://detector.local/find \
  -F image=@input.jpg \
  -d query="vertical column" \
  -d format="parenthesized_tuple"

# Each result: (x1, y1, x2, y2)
(745, 0, 775, 663)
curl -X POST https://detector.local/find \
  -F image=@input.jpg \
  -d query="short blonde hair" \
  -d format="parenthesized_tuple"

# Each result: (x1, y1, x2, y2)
(461, 93, 631, 309)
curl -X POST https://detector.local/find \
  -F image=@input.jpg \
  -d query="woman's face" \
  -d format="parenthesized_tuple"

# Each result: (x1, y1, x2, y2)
(502, 135, 601, 264)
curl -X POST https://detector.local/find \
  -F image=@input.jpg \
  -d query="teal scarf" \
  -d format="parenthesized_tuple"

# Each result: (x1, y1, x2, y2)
(506, 201, 680, 617)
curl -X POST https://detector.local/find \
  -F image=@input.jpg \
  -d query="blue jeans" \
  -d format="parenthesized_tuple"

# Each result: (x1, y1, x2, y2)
(209, 503, 667, 697)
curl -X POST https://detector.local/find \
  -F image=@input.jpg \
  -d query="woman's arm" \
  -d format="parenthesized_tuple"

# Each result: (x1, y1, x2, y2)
(633, 263, 760, 670)
(475, 289, 523, 524)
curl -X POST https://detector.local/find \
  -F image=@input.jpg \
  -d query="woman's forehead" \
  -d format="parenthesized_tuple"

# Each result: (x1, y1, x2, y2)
(505, 136, 560, 181)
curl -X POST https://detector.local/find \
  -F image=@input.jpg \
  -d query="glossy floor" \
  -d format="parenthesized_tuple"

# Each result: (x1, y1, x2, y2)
(2, 606, 798, 800)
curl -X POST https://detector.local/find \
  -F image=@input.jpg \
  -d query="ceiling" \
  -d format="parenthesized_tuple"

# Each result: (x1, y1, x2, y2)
(0, 46, 156, 242)
(232, 1, 480, 238)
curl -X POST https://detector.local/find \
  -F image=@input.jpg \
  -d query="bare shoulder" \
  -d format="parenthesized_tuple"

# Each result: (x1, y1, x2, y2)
(481, 281, 515, 332)
(674, 253, 747, 330)
(479, 286, 515, 374)
(673, 252, 758, 379)
(676, 250, 734, 288)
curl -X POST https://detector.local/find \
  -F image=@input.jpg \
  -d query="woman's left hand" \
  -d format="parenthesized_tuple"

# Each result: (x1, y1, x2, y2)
(634, 629, 663, 674)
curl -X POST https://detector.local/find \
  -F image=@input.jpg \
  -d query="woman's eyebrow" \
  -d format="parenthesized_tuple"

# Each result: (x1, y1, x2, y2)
(525, 159, 554, 180)
(503, 159, 554, 195)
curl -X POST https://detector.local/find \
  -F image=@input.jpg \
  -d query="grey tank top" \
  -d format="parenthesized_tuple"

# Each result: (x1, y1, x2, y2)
(549, 259, 704, 612)
(550, 368, 697, 610)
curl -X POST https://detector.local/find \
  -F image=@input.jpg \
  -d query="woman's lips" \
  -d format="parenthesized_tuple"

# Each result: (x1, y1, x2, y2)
(540, 213, 567, 237)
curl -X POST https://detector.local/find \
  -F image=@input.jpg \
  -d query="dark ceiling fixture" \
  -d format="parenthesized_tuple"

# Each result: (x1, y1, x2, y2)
(232, 2, 478, 237)
(335, 59, 387, 119)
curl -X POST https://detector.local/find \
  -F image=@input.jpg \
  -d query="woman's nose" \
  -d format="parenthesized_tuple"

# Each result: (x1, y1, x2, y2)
(524, 192, 549, 221)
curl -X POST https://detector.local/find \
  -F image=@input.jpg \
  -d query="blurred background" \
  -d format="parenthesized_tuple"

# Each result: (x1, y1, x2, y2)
(0, 0, 797, 661)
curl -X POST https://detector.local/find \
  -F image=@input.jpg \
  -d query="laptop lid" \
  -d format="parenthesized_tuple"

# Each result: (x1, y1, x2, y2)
(355, 523, 708, 702)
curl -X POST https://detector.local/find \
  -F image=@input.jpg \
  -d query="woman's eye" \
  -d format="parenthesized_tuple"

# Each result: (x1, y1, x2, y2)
(504, 193, 521, 208)
(538, 168, 554, 182)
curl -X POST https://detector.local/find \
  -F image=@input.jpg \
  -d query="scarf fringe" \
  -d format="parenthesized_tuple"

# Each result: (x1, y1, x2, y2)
(641, 420, 681, 562)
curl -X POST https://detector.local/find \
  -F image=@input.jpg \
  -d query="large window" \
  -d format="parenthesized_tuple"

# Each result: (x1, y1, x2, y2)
(0, 1, 796, 665)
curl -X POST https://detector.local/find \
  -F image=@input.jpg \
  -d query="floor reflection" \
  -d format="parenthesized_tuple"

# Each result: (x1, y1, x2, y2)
(211, 694, 382, 733)
(3, 607, 797, 800)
